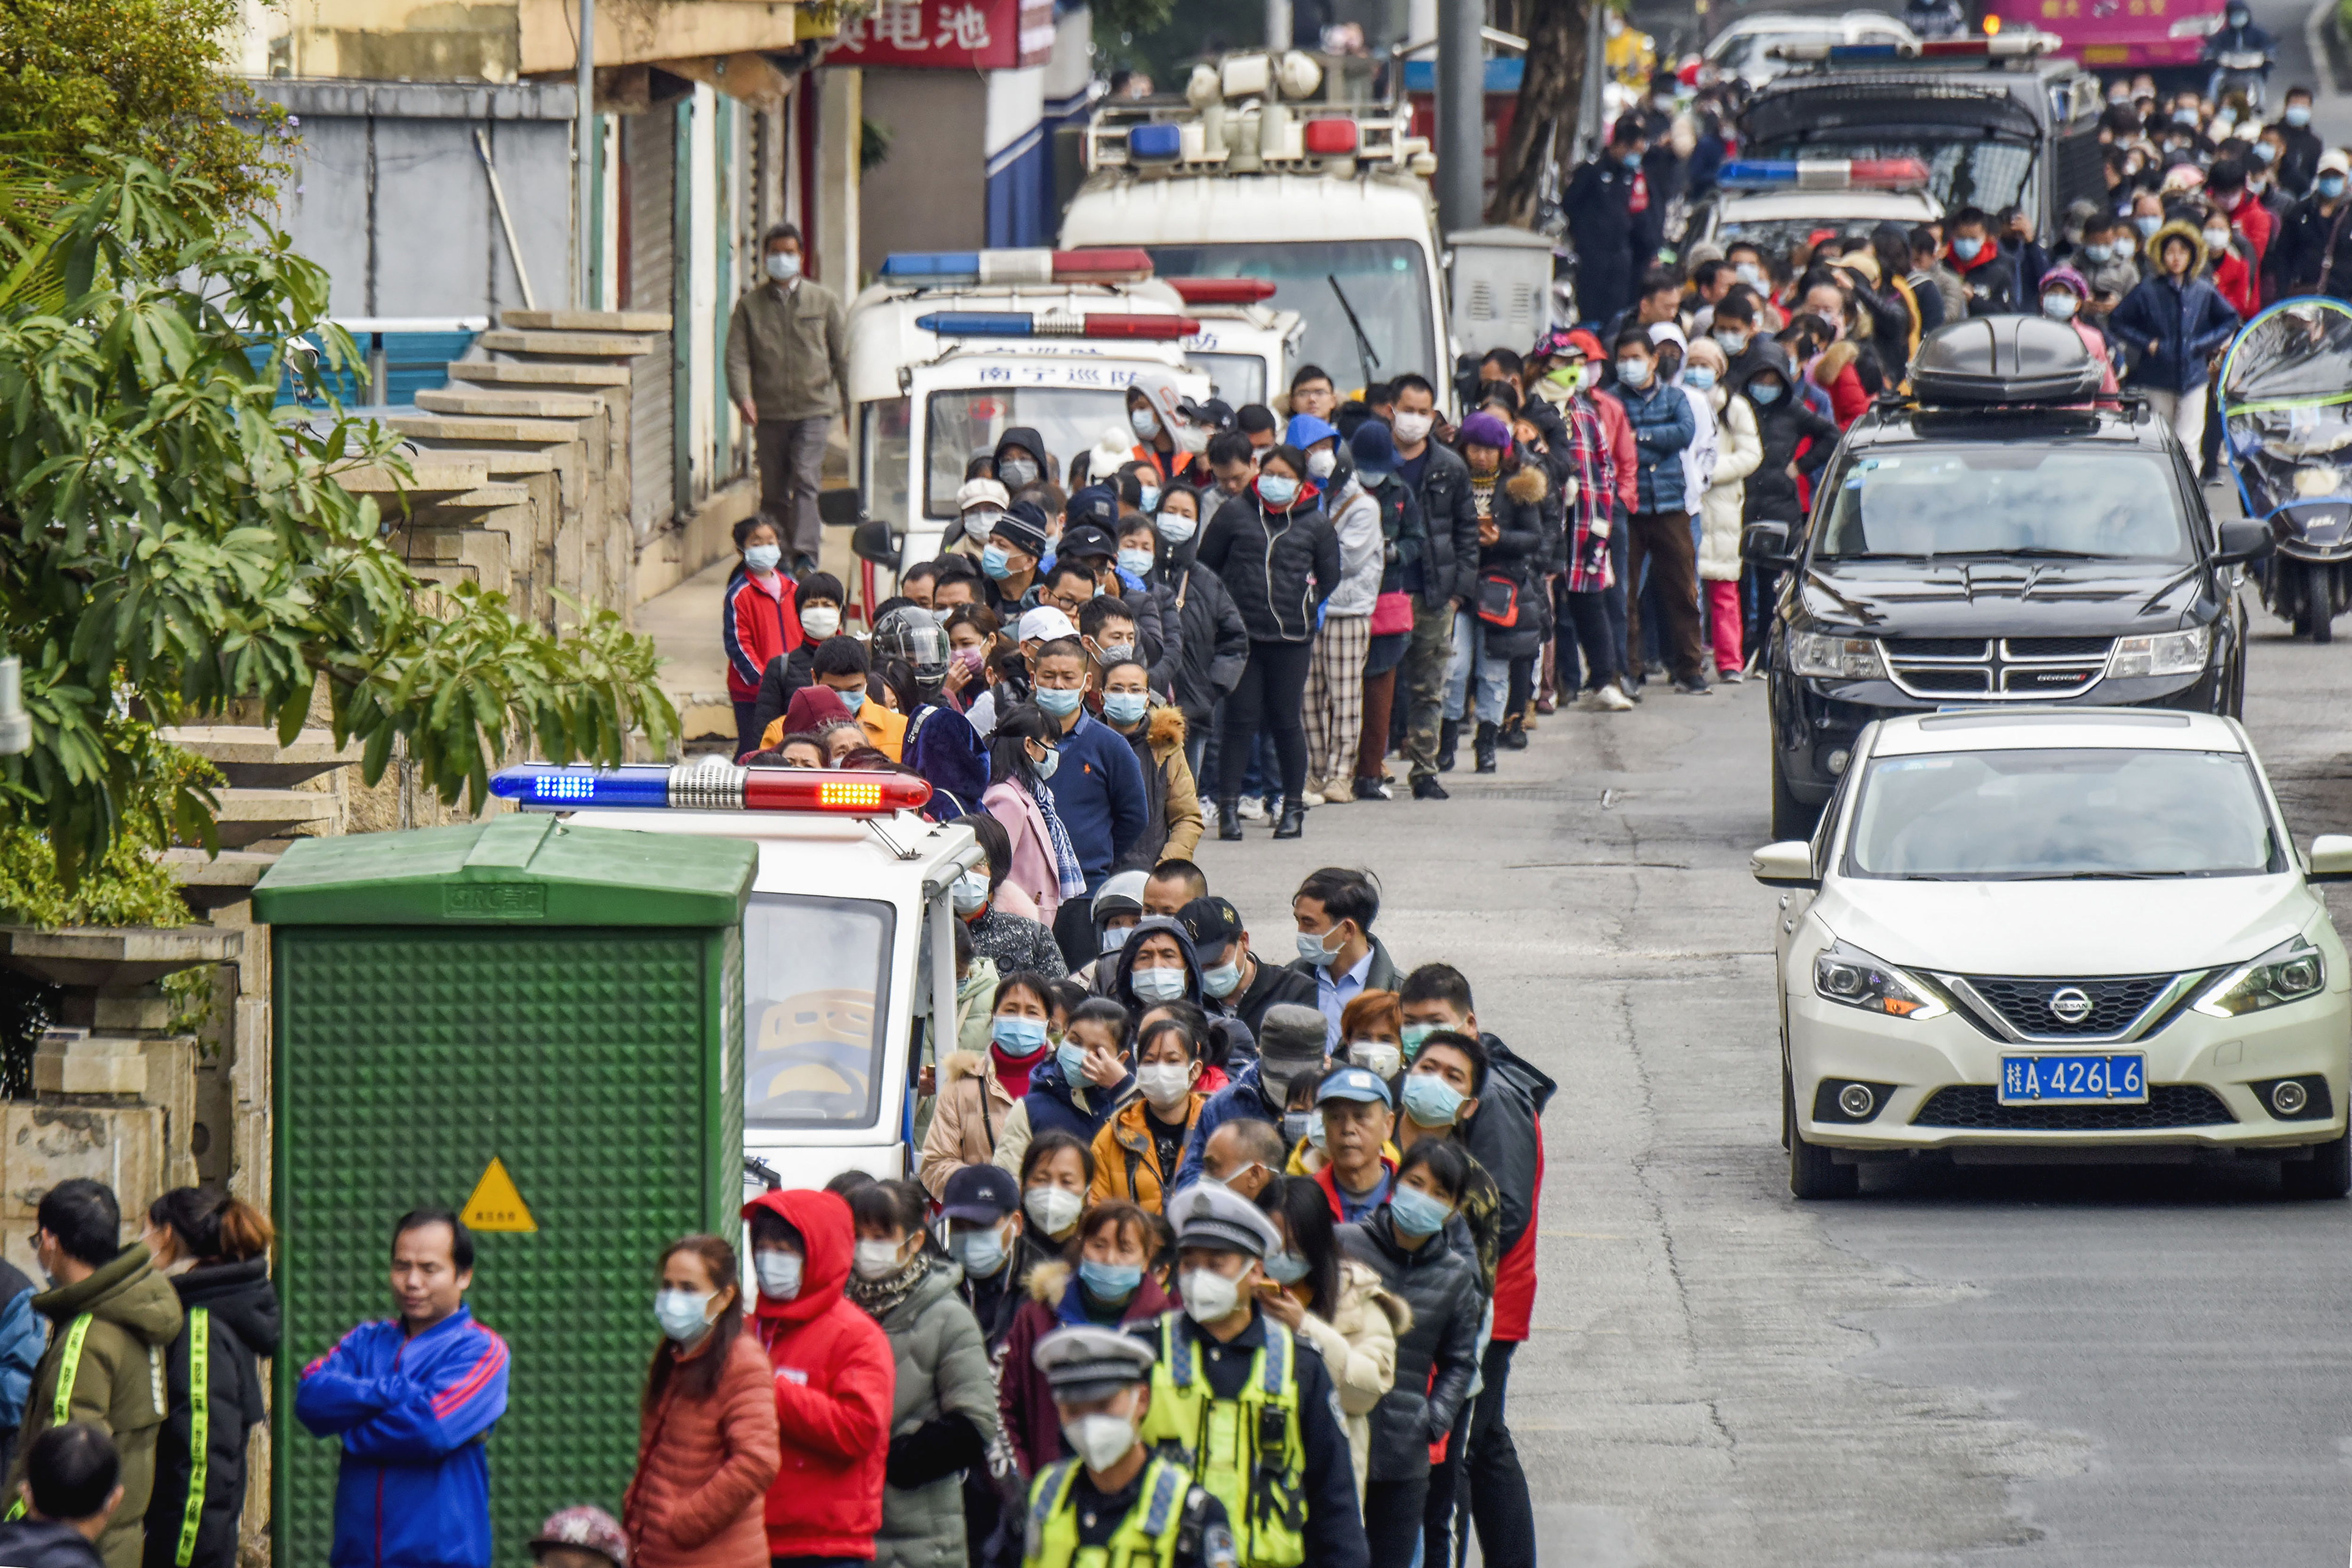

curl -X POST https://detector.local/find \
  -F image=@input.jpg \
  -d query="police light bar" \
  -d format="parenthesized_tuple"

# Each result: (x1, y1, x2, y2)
(915, 311, 1200, 340)
(1719, 158, 1930, 190)
(491, 763, 931, 815)
(1775, 31, 2050, 61)
(1167, 278, 1279, 304)
(878, 249, 1154, 285)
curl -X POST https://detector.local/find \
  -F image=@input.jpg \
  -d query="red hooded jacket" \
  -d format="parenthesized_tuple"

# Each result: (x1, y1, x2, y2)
(743, 1188, 897, 1560)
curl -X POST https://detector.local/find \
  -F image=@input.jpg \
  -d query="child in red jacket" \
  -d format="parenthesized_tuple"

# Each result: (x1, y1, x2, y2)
(725, 518, 801, 761)
(743, 1188, 895, 1563)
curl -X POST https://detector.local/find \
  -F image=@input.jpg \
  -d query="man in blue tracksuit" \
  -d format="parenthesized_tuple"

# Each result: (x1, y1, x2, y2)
(295, 1209, 509, 1568)
(1028, 636, 1149, 966)
(1613, 328, 1708, 695)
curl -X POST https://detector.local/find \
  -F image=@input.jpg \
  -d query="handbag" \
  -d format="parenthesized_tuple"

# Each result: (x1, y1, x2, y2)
(1369, 589, 1414, 636)
(1476, 571, 1521, 629)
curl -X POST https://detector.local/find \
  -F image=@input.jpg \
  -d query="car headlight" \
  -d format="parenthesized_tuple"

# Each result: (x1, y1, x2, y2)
(2193, 936, 2327, 1017)
(2169, 14, 2222, 34)
(2105, 625, 2209, 679)
(1813, 940, 1949, 1020)
(1789, 630, 1887, 681)
(2295, 463, 2343, 498)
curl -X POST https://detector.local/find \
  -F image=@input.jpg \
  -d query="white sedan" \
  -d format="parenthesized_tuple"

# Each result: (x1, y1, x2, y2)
(1754, 708, 2352, 1198)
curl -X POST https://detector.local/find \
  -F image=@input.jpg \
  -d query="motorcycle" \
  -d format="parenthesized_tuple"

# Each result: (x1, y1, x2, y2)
(2218, 296, 2352, 643)
(2208, 47, 2272, 113)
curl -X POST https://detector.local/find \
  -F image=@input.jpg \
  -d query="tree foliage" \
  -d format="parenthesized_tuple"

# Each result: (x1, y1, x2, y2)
(0, 0, 285, 221)
(1489, 0, 1587, 228)
(0, 157, 675, 884)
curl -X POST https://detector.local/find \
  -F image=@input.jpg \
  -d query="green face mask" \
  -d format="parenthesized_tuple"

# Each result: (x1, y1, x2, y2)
(1545, 366, 1581, 390)
(1402, 1021, 1439, 1058)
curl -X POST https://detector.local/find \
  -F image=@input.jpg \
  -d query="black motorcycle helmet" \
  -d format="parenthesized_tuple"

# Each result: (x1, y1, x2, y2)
(873, 605, 952, 695)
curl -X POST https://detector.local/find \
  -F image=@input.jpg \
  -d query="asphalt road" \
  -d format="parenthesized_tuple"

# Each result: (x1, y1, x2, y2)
(1193, 486, 2352, 1566)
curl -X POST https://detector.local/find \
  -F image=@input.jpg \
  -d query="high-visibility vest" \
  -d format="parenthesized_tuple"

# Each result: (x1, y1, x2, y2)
(1135, 1313, 1305, 1567)
(1022, 1454, 1190, 1568)
(174, 1308, 211, 1567)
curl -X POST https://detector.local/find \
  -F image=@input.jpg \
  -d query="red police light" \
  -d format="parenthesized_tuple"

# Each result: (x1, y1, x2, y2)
(1168, 278, 1279, 304)
(1057, 248, 1156, 279)
(1078, 313, 1201, 339)
(1302, 119, 1360, 155)
(741, 770, 932, 814)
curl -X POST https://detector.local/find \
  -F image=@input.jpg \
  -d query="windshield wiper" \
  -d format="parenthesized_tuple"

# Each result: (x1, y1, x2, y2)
(1327, 274, 1381, 392)
(2011, 869, 2189, 880)
(1928, 548, 2107, 559)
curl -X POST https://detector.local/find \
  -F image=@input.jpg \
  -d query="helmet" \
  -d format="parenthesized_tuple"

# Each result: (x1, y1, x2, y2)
(873, 606, 952, 693)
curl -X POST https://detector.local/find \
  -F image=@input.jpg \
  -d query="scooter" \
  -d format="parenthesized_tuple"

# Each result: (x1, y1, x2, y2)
(2209, 48, 2272, 113)
(2219, 297, 2352, 642)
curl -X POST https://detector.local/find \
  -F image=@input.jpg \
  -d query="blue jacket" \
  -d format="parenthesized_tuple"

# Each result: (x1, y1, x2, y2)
(1169, 1061, 1285, 1193)
(0, 1268, 43, 1431)
(2109, 252, 2242, 396)
(905, 699, 989, 804)
(1019, 1056, 1136, 1146)
(294, 1306, 510, 1568)
(1619, 379, 1697, 513)
(1039, 711, 1148, 893)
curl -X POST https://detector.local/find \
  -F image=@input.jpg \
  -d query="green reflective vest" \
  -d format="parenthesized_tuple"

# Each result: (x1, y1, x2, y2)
(1134, 1313, 1305, 1567)
(1023, 1454, 1190, 1568)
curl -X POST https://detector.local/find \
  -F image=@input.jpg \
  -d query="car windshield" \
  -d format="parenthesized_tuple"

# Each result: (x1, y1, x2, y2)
(1816, 446, 2192, 560)
(1189, 351, 1267, 407)
(924, 387, 1134, 518)
(743, 892, 896, 1127)
(1750, 135, 2034, 214)
(1846, 748, 2284, 879)
(1140, 240, 1435, 395)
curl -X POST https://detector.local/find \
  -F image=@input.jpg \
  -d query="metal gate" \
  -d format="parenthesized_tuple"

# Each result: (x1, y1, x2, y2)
(627, 106, 676, 534)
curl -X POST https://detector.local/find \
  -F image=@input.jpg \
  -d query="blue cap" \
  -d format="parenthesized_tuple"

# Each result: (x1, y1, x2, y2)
(1315, 1065, 1394, 1107)
(1349, 418, 1398, 477)
(1285, 412, 1340, 450)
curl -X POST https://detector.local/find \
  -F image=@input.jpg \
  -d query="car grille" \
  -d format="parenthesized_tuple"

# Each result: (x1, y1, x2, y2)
(1963, 974, 2177, 1037)
(1881, 636, 2113, 701)
(1912, 1083, 2236, 1130)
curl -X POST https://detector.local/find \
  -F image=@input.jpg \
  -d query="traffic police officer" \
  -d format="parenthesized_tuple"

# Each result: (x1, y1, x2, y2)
(1025, 1326, 1236, 1568)
(1129, 1186, 1368, 1568)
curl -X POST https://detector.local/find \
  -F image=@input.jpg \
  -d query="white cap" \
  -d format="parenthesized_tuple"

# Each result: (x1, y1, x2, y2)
(957, 478, 1010, 513)
(1648, 321, 1688, 350)
(1018, 606, 1077, 644)
(2322, 150, 2352, 177)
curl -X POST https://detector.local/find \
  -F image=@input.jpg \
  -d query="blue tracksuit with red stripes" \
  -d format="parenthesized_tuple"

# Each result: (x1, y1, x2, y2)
(294, 1306, 510, 1568)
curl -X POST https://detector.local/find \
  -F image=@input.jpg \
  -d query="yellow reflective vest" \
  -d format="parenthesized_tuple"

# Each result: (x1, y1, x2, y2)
(1023, 1454, 1191, 1568)
(1134, 1313, 1305, 1567)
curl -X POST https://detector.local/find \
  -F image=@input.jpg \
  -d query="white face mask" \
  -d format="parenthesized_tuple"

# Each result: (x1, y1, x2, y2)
(765, 250, 801, 282)
(754, 1250, 803, 1301)
(1063, 1408, 1140, 1472)
(1155, 509, 1197, 545)
(952, 867, 990, 915)
(1348, 1039, 1402, 1077)
(1392, 410, 1434, 446)
(1136, 1061, 1193, 1109)
(964, 506, 1002, 541)
(1180, 1265, 1242, 1324)
(1306, 447, 1337, 479)
(853, 1239, 906, 1281)
(800, 605, 840, 639)
(1025, 1185, 1083, 1236)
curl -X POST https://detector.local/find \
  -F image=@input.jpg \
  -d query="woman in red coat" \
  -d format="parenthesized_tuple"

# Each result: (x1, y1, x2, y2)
(743, 1188, 898, 1563)
(623, 1234, 781, 1568)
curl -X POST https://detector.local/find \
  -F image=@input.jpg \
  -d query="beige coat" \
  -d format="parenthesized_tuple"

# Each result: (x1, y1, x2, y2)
(1698, 387, 1763, 583)
(723, 277, 850, 423)
(1291, 1258, 1409, 1500)
(919, 1050, 1017, 1200)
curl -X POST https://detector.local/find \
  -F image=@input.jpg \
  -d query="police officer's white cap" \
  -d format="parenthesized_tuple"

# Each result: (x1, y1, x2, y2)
(1167, 1182, 1282, 1259)
(1035, 1324, 1156, 1403)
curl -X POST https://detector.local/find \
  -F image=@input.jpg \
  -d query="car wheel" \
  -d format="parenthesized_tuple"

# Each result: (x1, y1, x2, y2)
(1786, 1069, 1857, 1199)
(1770, 742, 1817, 843)
(2281, 1126, 2351, 1199)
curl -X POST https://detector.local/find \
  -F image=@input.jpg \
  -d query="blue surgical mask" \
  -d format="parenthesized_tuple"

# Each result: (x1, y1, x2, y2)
(1683, 366, 1716, 392)
(1735, 262, 1764, 288)
(744, 544, 781, 573)
(1079, 1259, 1143, 1301)
(957, 1226, 1008, 1278)
(2324, 174, 2349, 200)
(2172, 106, 2199, 126)
(765, 251, 801, 282)
(837, 686, 866, 713)
(1296, 928, 1342, 968)
(1402, 1071, 1466, 1128)
(1616, 358, 1652, 388)
(1130, 406, 1160, 438)
(1711, 329, 1747, 357)
(1102, 692, 1149, 727)
(1262, 1250, 1311, 1285)
(2084, 242, 2114, 262)
(2042, 293, 2079, 321)
(1057, 1040, 1090, 1084)
(2288, 104, 2314, 127)
(1117, 547, 1155, 578)
(654, 1288, 715, 1343)
(1138, 485, 1161, 512)
(1156, 509, 1197, 545)
(1034, 685, 1083, 718)
(981, 544, 1014, 580)
(2252, 140, 2278, 165)
(1201, 958, 1244, 999)
(1749, 381, 1783, 406)
(1033, 746, 1061, 780)
(953, 868, 990, 915)
(1258, 474, 1301, 509)
(2135, 214, 2162, 238)
(1131, 965, 1188, 1004)
(1388, 1183, 1452, 1238)
(1952, 236, 1986, 261)
(1100, 925, 1133, 954)
(992, 1015, 1049, 1057)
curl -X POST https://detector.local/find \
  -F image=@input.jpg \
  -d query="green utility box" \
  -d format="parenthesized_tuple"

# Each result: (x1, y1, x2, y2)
(254, 814, 757, 1564)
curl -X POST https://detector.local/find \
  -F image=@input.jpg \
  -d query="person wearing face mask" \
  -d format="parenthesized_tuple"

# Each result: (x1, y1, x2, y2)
(1108, 914, 1207, 1016)
(2206, 159, 2273, 281)
(1001, 1201, 1170, 1472)
(741, 1188, 894, 1564)
(1295, 412, 1383, 808)
(1020, 1326, 1236, 1568)
(1685, 336, 1760, 685)
(136, 1190, 277, 1568)
(1443, 408, 1551, 768)
(1944, 207, 2020, 317)
(2037, 269, 2121, 395)
(2075, 213, 2141, 322)
(1170, 1003, 1332, 1193)
(1258, 1178, 1403, 1505)
(2201, 0, 2275, 99)
(1384, 374, 1483, 800)
(1334, 419, 1431, 798)
(1123, 374, 1209, 489)
(1194, 444, 1342, 840)
(924, 971, 1064, 1198)
(1333, 1141, 1478, 1568)
(1288, 868, 1399, 1049)
(1020, 636, 1150, 965)
(1611, 330, 1711, 695)
(2275, 149, 2352, 297)
(1136, 491, 1248, 785)
(992, 1001, 1138, 1176)
(980, 504, 1053, 621)
(723, 517, 802, 763)
(745, 570, 842, 753)
(726, 223, 849, 578)
(620, 1234, 779, 1568)
(2109, 220, 2242, 454)
(2274, 87, 2324, 194)
(940, 1165, 1041, 1355)
(983, 705, 1080, 931)
(1176, 895, 1318, 1041)
(992, 428, 1050, 494)
(1090, 1015, 1210, 1212)
(1135, 1185, 1371, 1568)
(1092, 658, 1203, 877)
(1564, 120, 1651, 334)
(946, 475, 1011, 560)
(842, 1182, 999, 1568)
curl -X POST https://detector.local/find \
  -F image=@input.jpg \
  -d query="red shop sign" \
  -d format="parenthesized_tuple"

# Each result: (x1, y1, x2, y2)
(826, 0, 1054, 70)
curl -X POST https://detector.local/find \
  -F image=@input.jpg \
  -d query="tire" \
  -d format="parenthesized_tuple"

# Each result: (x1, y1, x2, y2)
(1770, 742, 1817, 843)
(2312, 563, 2335, 645)
(1787, 1070, 1858, 1199)
(2281, 1126, 2351, 1199)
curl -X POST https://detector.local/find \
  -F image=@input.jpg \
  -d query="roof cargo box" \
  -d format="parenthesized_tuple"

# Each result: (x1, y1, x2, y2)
(1911, 314, 2103, 405)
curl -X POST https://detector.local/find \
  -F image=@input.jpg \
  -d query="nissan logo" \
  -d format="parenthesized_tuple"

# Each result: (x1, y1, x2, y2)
(2048, 987, 2095, 1024)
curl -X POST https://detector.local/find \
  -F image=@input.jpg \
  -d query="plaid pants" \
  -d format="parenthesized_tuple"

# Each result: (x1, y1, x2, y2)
(1303, 614, 1371, 789)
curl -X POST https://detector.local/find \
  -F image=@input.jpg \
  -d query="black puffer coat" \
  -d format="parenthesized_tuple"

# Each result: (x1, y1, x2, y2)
(142, 1258, 278, 1568)
(1728, 342, 1842, 526)
(1337, 1208, 1480, 1484)
(1407, 438, 1483, 610)
(1165, 555, 1248, 732)
(1470, 457, 1553, 659)
(1195, 482, 1341, 644)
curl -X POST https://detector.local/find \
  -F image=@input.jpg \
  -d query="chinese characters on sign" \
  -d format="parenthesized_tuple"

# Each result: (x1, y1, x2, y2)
(827, 0, 1055, 69)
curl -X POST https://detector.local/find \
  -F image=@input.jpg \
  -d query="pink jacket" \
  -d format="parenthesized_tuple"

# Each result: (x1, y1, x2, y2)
(983, 778, 1061, 928)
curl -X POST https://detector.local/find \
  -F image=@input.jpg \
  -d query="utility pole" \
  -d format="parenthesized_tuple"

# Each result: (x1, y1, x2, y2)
(1437, 0, 1483, 236)
(1267, 0, 1293, 50)
(575, 0, 595, 309)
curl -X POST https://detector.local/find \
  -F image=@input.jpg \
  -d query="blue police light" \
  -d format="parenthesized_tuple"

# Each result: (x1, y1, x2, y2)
(493, 764, 673, 808)
(1127, 124, 1183, 161)
(879, 252, 984, 281)
(916, 310, 1039, 337)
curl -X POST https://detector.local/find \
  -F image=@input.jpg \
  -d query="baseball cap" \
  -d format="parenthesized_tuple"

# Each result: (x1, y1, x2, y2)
(940, 1163, 1021, 1224)
(1058, 521, 1119, 562)
(1178, 895, 1245, 953)
(1066, 486, 1120, 536)
(1314, 1066, 1393, 1108)
(1017, 606, 1077, 644)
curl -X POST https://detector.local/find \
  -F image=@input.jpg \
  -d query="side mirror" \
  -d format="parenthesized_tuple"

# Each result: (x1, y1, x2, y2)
(2308, 834, 2352, 883)
(851, 517, 901, 566)
(2214, 517, 2275, 565)
(1751, 841, 1820, 889)
(818, 487, 865, 528)
(1742, 521, 1798, 568)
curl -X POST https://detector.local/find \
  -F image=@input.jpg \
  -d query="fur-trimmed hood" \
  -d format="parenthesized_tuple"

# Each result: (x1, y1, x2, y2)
(1502, 462, 1548, 506)
(1145, 700, 1186, 757)
(940, 1048, 1015, 1103)
(1812, 339, 1859, 388)
(1026, 1258, 1074, 1305)
(2149, 217, 2209, 277)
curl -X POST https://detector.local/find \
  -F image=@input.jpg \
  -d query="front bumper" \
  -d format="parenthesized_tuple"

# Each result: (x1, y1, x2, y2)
(1788, 984, 2351, 1153)
(1770, 665, 2227, 803)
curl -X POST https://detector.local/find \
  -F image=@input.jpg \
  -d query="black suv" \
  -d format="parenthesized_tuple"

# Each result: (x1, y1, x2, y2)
(1749, 316, 2274, 839)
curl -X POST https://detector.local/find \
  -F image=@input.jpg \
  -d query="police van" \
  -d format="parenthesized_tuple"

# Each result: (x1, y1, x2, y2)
(493, 758, 979, 1192)
(1169, 277, 1306, 409)
(843, 248, 1216, 574)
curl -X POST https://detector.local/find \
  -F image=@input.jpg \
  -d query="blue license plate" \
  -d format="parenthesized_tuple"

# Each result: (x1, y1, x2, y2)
(1999, 1053, 2147, 1105)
